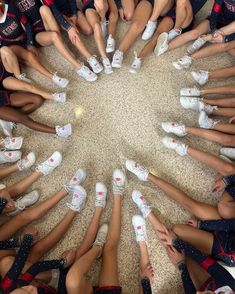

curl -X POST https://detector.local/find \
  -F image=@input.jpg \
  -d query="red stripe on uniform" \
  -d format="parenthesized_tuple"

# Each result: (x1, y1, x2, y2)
(0, 276, 14, 291)
(19, 272, 34, 284)
(201, 257, 215, 271)
(43, 0, 55, 5)
(21, 15, 27, 25)
(213, 3, 222, 12)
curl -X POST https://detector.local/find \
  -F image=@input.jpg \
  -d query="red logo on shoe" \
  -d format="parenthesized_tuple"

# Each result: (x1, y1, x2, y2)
(98, 192, 103, 196)
(50, 158, 54, 162)
(140, 196, 144, 200)
(137, 226, 142, 230)
(116, 177, 120, 181)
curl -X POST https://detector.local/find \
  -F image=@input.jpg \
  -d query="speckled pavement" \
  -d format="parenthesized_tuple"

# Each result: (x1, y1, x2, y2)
(1, 1, 235, 293)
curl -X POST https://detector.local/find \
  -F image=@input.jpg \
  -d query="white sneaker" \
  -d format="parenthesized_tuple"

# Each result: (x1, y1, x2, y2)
(168, 28, 182, 41)
(180, 86, 200, 97)
(220, 148, 235, 160)
(8, 190, 40, 216)
(52, 92, 66, 103)
(112, 50, 124, 68)
(87, 56, 103, 74)
(219, 154, 233, 163)
(17, 73, 32, 84)
(95, 182, 107, 208)
(162, 137, 188, 156)
(101, 57, 113, 74)
(142, 20, 157, 41)
(101, 20, 109, 38)
(126, 160, 149, 181)
(55, 124, 72, 138)
(77, 66, 97, 82)
(172, 55, 192, 70)
(132, 215, 147, 242)
(198, 111, 218, 129)
(67, 185, 87, 212)
(129, 52, 142, 74)
(162, 122, 187, 137)
(106, 35, 115, 53)
(0, 120, 16, 137)
(69, 169, 87, 186)
(154, 32, 168, 57)
(1, 137, 23, 150)
(132, 190, 151, 218)
(0, 150, 22, 164)
(112, 169, 126, 196)
(191, 70, 209, 86)
(187, 37, 206, 55)
(17, 152, 36, 171)
(93, 223, 109, 253)
(52, 73, 69, 88)
(180, 96, 202, 110)
(36, 151, 62, 175)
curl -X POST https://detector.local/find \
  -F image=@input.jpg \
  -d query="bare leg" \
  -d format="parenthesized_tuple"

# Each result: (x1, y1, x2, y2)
(107, 0, 119, 36)
(75, 207, 103, 260)
(118, 1, 152, 53)
(201, 85, 235, 96)
(147, 212, 168, 236)
(121, 0, 136, 21)
(3, 77, 54, 100)
(186, 127, 235, 148)
(149, 0, 174, 22)
(211, 107, 235, 117)
(9, 46, 53, 79)
(27, 210, 78, 263)
(168, 20, 210, 50)
(139, 17, 174, 58)
(213, 122, 235, 135)
(147, 173, 221, 220)
(0, 46, 21, 78)
(209, 65, 235, 80)
(76, 11, 93, 35)
(172, 224, 214, 255)
(0, 188, 68, 240)
(99, 194, 122, 286)
(205, 96, 235, 108)
(9, 92, 43, 114)
(174, 0, 193, 30)
(0, 164, 19, 180)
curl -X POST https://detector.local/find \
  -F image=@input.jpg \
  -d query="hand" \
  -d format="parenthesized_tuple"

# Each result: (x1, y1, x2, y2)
(0, 191, 15, 213)
(187, 219, 198, 228)
(119, 8, 127, 22)
(212, 30, 224, 43)
(68, 27, 80, 44)
(27, 46, 39, 58)
(212, 178, 226, 193)
(68, 15, 77, 26)
(229, 116, 235, 124)
(166, 246, 185, 269)
(140, 263, 154, 282)
(22, 226, 39, 243)
(157, 227, 176, 246)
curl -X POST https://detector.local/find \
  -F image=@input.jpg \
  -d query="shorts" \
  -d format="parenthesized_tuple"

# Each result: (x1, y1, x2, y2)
(0, 91, 11, 107)
(0, 64, 13, 91)
(211, 231, 235, 267)
(93, 286, 122, 294)
(145, 0, 154, 7)
(0, 39, 27, 48)
(82, 1, 111, 18)
(206, 12, 234, 30)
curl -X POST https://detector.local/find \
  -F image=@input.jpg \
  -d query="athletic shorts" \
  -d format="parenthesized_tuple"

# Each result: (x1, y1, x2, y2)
(0, 64, 13, 91)
(0, 91, 11, 107)
(145, 0, 154, 7)
(206, 14, 233, 30)
(82, 1, 113, 19)
(211, 231, 235, 267)
(93, 286, 122, 294)
(0, 39, 27, 48)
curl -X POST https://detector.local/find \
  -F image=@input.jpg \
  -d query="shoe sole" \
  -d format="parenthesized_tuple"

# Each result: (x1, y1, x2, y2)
(106, 48, 115, 53)
(154, 32, 168, 57)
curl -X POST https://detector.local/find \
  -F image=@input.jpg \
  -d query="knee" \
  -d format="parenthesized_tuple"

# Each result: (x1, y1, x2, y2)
(217, 201, 234, 219)
(176, 0, 187, 7)
(82, 25, 93, 36)
(124, 11, 134, 21)
(221, 161, 235, 176)
(39, 5, 51, 16)
(32, 95, 44, 108)
(0, 46, 12, 58)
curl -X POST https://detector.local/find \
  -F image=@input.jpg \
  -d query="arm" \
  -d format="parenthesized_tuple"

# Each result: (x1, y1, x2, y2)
(209, 0, 224, 33)
(198, 219, 235, 232)
(173, 239, 235, 289)
(178, 262, 196, 294)
(42, 0, 72, 31)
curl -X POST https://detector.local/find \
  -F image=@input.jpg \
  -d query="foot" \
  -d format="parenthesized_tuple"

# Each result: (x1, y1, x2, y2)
(52, 73, 69, 88)
(172, 55, 192, 70)
(106, 35, 115, 53)
(101, 20, 108, 38)
(17, 73, 32, 84)
(55, 124, 72, 138)
(1, 137, 23, 150)
(220, 147, 235, 160)
(0, 150, 22, 164)
(129, 52, 142, 74)
(76, 66, 97, 82)
(67, 185, 87, 212)
(69, 169, 87, 186)
(0, 120, 16, 137)
(112, 50, 124, 68)
(180, 96, 202, 110)
(187, 37, 206, 55)
(191, 70, 209, 86)
(162, 137, 188, 156)
(180, 86, 200, 97)
(142, 20, 157, 41)
(87, 56, 103, 74)
(112, 169, 126, 196)
(17, 152, 36, 171)
(93, 223, 109, 257)
(168, 28, 182, 41)
(198, 111, 218, 129)
(125, 160, 149, 181)
(132, 215, 147, 242)
(8, 190, 40, 216)
(36, 151, 62, 175)
(101, 57, 113, 74)
(161, 122, 187, 137)
(132, 190, 151, 218)
(154, 32, 168, 57)
(95, 182, 107, 208)
(52, 92, 66, 103)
